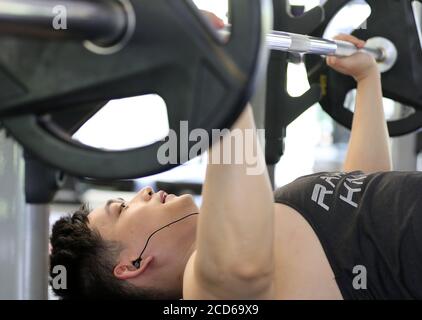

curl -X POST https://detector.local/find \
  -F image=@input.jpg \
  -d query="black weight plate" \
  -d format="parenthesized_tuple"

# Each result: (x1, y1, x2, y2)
(264, 0, 325, 164)
(306, 0, 422, 137)
(0, 0, 272, 179)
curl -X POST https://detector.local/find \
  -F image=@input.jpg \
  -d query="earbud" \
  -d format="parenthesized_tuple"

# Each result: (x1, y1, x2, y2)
(132, 259, 141, 269)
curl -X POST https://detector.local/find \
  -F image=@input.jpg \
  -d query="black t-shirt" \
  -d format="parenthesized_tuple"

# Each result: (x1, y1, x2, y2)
(274, 171, 422, 299)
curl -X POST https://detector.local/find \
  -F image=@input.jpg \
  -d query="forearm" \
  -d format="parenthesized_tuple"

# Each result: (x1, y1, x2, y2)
(344, 71, 392, 173)
(196, 105, 274, 291)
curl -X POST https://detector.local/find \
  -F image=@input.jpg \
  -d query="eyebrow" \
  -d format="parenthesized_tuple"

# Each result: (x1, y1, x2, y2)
(105, 198, 125, 215)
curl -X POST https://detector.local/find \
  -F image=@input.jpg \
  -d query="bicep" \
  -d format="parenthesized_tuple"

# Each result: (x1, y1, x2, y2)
(183, 251, 274, 300)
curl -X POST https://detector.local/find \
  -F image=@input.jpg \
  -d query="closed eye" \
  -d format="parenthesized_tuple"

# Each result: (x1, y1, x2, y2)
(118, 201, 129, 215)
(105, 198, 127, 216)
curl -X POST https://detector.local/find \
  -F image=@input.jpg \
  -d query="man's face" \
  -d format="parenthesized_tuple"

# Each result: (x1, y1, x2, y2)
(88, 187, 199, 288)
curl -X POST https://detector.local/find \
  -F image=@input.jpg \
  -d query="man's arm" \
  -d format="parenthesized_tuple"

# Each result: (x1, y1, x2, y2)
(327, 34, 393, 173)
(188, 105, 275, 299)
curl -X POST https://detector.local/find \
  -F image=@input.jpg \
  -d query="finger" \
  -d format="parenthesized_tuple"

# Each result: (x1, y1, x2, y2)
(201, 10, 225, 29)
(333, 34, 366, 48)
(211, 15, 225, 29)
(326, 56, 338, 66)
(327, 56, 343, 70)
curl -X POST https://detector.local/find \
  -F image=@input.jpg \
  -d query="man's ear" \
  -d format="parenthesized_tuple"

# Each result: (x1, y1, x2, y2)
(113, 256, 154, 280)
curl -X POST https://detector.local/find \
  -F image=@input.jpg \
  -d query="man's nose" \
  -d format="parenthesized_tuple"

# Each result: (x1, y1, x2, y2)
(134, 186, 154, 202)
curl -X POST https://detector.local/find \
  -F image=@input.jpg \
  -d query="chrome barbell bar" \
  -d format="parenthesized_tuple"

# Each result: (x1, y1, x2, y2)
(0, 0, 398, 71)
(221, 27, 397, 72)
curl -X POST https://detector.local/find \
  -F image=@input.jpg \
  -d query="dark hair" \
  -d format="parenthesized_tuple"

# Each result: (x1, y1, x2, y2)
(49, 205, 171, 300)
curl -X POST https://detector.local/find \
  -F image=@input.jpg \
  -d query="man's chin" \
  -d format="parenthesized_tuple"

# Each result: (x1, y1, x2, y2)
(164, 193, 199, 213)
(180, 194, 199, 212)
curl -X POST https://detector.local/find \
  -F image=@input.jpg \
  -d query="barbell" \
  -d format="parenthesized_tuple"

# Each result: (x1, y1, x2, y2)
(264, 0, 422, 170)
(306, 0, 422, 137)
(0, 0, 397, 69)
(0, 0, 270, 179)
(0, 0, 421, 180)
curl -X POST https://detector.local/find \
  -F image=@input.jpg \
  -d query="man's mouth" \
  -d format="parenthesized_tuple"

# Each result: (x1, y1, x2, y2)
(159, 191, 168, 203)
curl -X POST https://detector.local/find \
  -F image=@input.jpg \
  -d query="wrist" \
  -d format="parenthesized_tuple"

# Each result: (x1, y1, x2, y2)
(355, 65, 380, 83)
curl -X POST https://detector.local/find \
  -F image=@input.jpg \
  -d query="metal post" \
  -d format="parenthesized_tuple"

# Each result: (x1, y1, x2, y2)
(21, 153, 65, 300)
(0, 132, 50, 300)
(0, 132, 25, 299)
(391, 134, 418, 171)
(391, 103, 418, 171)
(21, 205, 50, 300)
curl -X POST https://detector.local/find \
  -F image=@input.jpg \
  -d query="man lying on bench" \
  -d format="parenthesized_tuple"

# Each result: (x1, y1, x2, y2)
(49, 13, 422, 300)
